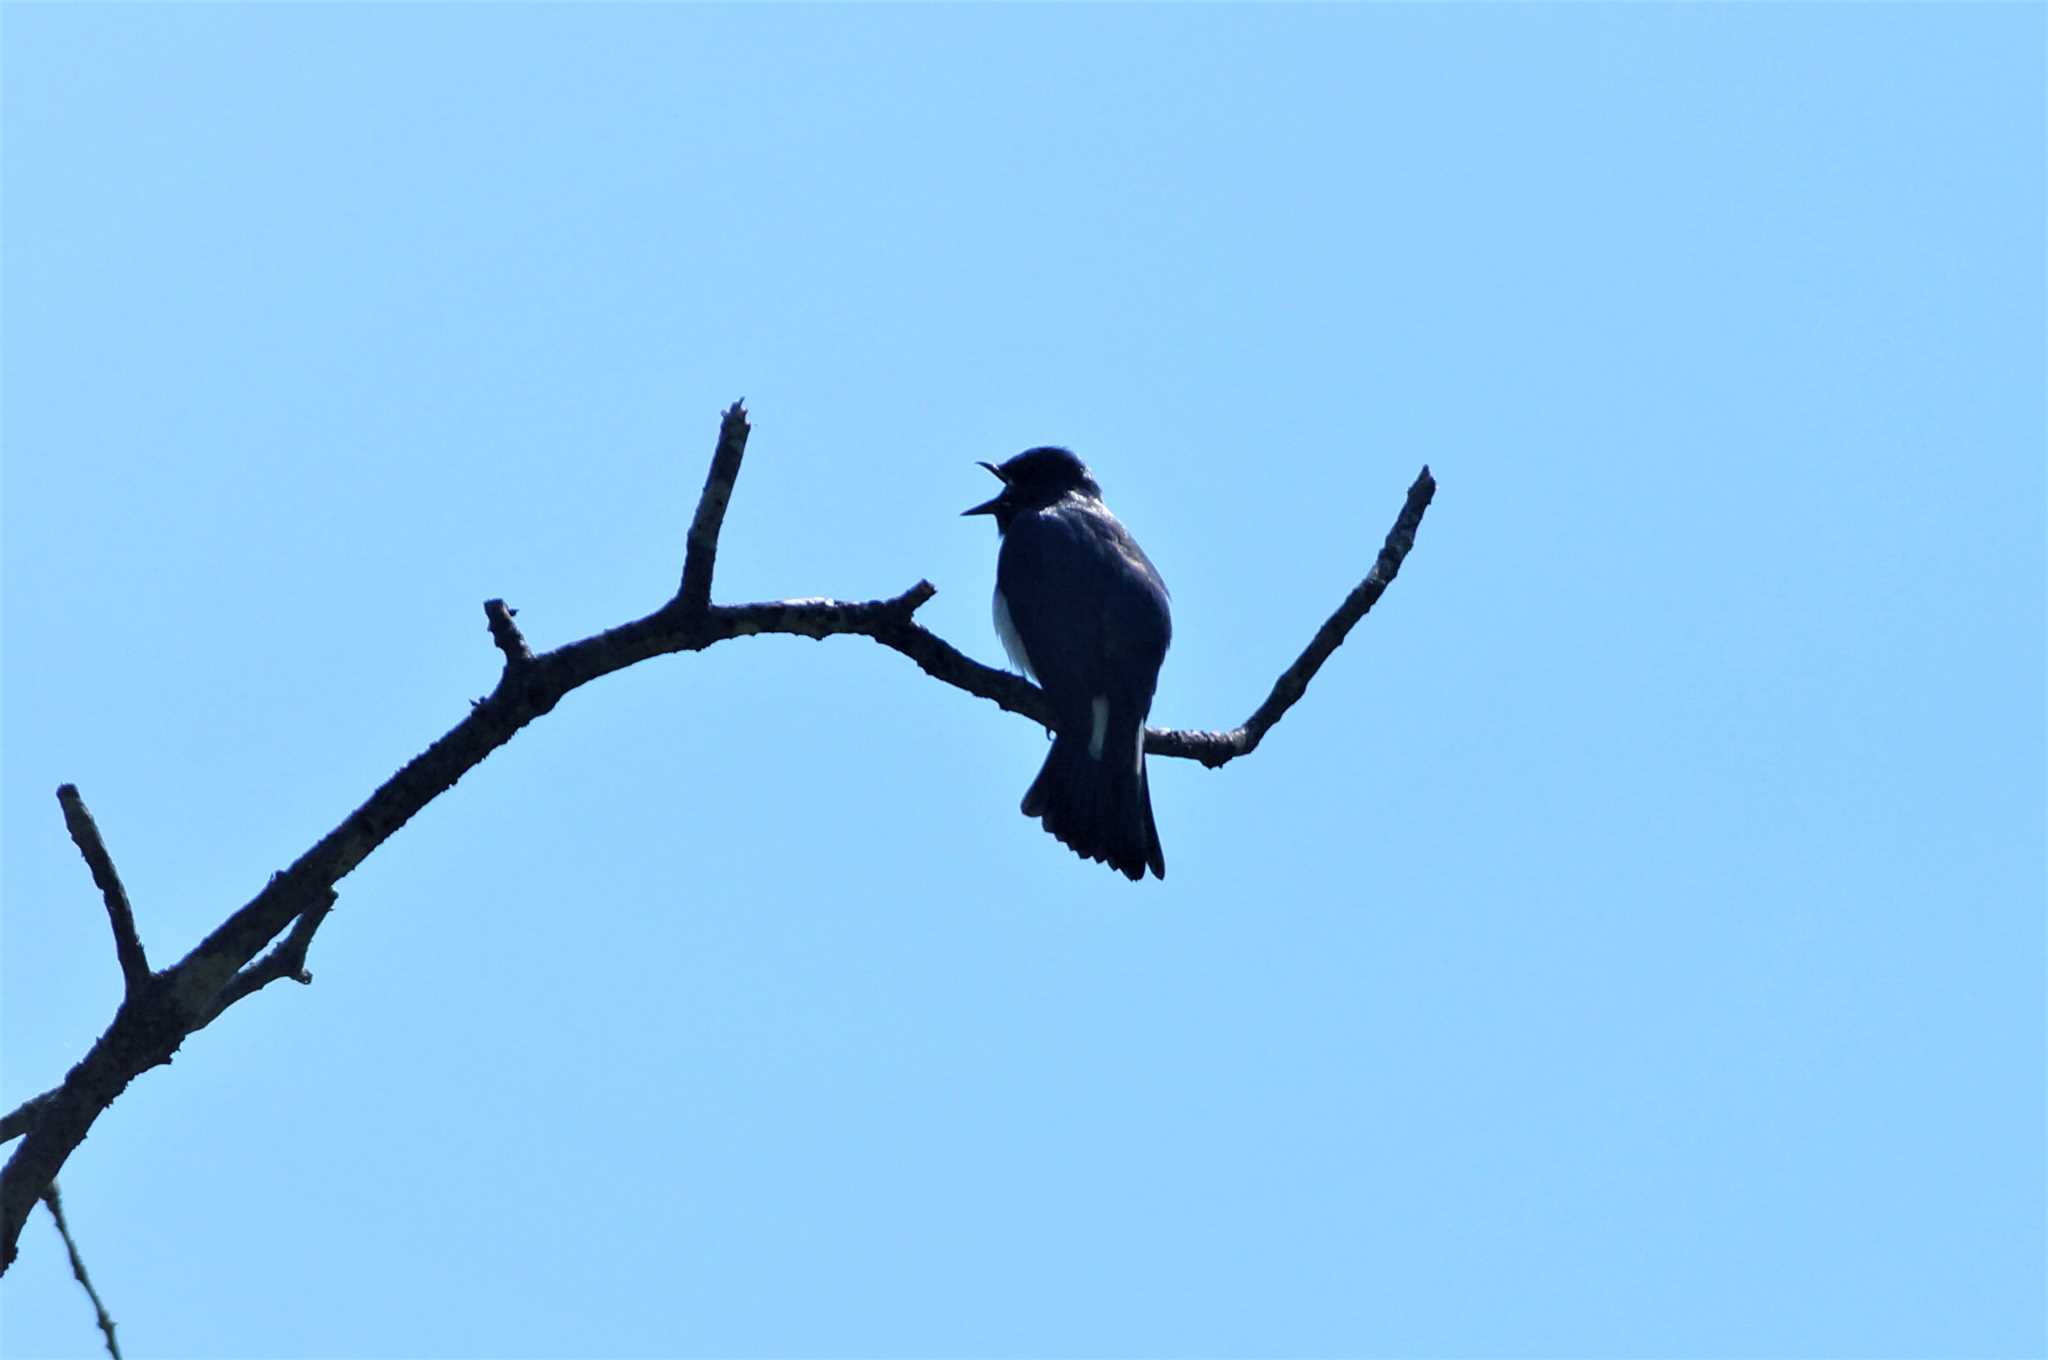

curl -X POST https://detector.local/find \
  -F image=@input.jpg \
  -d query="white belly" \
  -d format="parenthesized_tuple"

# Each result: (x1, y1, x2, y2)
(992, 587, 1034, 678)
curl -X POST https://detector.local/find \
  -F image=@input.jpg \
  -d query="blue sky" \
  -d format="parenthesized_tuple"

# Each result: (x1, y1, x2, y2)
(3, 5, 2041, 1357)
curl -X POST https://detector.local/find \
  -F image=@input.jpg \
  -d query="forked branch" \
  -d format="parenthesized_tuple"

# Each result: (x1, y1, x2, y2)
(0, 400, 1435, 1275)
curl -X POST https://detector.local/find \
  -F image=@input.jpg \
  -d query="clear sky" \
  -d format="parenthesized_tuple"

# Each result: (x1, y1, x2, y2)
(3, 5, 2041, 1357)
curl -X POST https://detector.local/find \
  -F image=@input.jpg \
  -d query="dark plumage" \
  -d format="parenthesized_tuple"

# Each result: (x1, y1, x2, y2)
(964, 447, 1172, 880)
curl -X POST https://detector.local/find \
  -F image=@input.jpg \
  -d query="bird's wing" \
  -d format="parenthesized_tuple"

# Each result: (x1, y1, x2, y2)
(997, 498, 1171, 724)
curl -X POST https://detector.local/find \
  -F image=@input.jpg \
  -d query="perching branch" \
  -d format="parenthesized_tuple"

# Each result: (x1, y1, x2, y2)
(0, 400, 1434, 1277)
(1145, 464, 1436, 767)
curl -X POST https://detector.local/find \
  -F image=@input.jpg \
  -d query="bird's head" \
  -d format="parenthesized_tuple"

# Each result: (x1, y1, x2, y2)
(962, 446, 1101, 524)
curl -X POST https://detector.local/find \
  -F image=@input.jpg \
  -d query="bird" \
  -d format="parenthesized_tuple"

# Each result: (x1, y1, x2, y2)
(963, 447, 1172, 880)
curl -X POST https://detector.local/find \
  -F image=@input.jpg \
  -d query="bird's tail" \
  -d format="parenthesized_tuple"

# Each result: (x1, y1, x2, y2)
(1020, 720, 1165, 881)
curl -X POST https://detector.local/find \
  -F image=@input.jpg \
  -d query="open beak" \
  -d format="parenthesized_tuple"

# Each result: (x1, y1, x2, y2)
(961, 461, 1007, 516)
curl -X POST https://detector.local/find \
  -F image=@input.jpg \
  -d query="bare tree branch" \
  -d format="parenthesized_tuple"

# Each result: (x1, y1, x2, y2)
(678, 399, 752, 612)
(1144, 464, 1437, 767)
(0, 1094, 56, 1146)
(42, 1182, 121, 1360)
(0, 402, 1435, 1275)
(198, 886, 339, 1027)
(56, 786, 150, 998)
(483, 599, 532, 671)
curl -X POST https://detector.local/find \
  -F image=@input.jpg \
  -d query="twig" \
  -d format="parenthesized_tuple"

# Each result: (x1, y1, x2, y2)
(0, 1093, 56, 1145)
(42, 1182, 121, 1360)
(677, 400, 752, 612)
(200, 887, 339, 1027)
(1145, 465, 1436, 767)
(56, 786, 150, 998)
(0, 403, 1435, 1275)
(483, 599, 532, 670)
